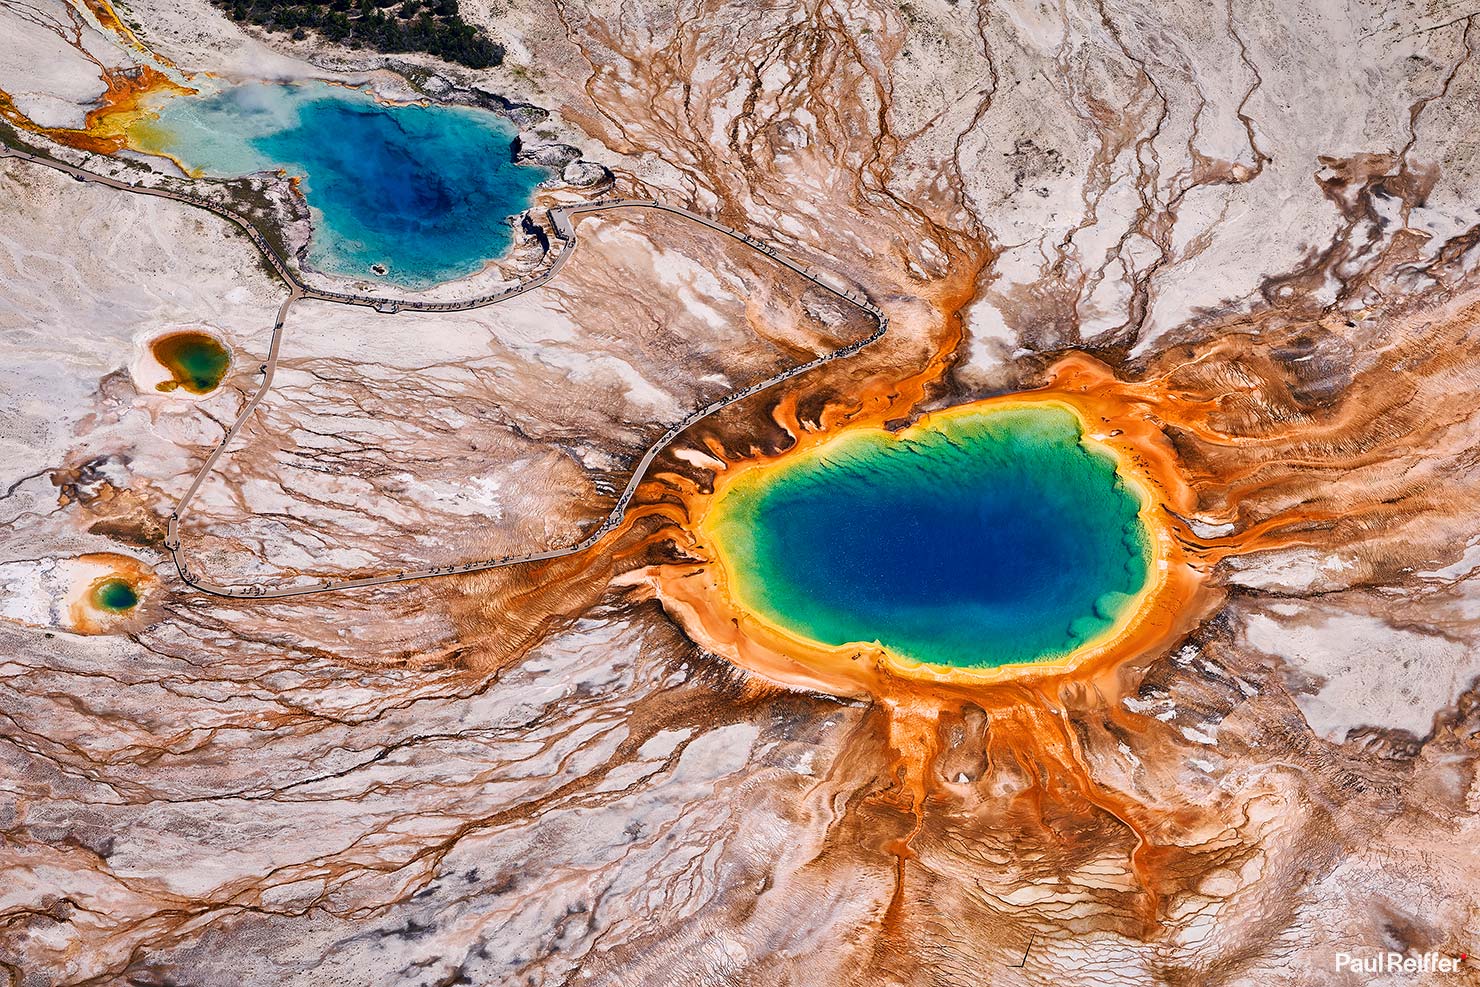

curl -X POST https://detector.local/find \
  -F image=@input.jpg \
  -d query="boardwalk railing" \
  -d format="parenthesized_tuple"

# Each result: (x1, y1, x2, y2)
(2, 146, 889, 599)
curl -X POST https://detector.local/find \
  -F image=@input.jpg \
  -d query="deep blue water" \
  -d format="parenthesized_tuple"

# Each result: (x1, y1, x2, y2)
(131, 81, 548, 288)
(705, 405, 1151, 669)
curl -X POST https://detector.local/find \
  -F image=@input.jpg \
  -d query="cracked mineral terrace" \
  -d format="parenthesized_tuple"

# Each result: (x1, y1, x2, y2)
(3, 0, 1480, 984)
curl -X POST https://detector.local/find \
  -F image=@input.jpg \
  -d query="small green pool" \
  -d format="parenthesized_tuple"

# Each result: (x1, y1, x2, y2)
(152, 331, 230, 394)
(91, 578, 140, 612)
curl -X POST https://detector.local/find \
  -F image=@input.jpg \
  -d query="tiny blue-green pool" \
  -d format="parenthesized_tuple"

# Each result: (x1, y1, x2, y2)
(702, 404, 1152, 669)
(91, 578, 140, 612)
(130, 81, 548, 288)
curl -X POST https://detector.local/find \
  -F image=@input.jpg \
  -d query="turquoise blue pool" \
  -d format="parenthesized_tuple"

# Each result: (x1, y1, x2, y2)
(130, 81, 548, 288)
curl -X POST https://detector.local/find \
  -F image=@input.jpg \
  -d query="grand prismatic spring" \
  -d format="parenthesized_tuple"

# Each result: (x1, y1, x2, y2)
(654, 360, 1214, 697)
(127, 80, 547, 286)
(701, 403, 1152, 672)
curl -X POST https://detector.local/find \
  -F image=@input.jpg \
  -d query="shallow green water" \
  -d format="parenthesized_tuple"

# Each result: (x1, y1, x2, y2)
(705, 404, 1152, 669)
(92, 578, 140, 612)
(152, 332, 230, 393)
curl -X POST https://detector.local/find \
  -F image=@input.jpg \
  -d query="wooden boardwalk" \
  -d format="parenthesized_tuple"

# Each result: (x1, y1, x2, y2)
(2, 146, 889, 599)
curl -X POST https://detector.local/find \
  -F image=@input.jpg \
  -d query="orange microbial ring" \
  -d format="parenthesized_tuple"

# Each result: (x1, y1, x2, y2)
(648, 355, 1219, 702)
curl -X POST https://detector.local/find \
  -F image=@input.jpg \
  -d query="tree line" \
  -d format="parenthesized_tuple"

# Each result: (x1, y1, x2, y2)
(215, 0, 504, 69)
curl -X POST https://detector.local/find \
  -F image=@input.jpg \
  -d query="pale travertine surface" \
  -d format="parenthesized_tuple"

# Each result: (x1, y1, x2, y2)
(2, 0, 1479, 985)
